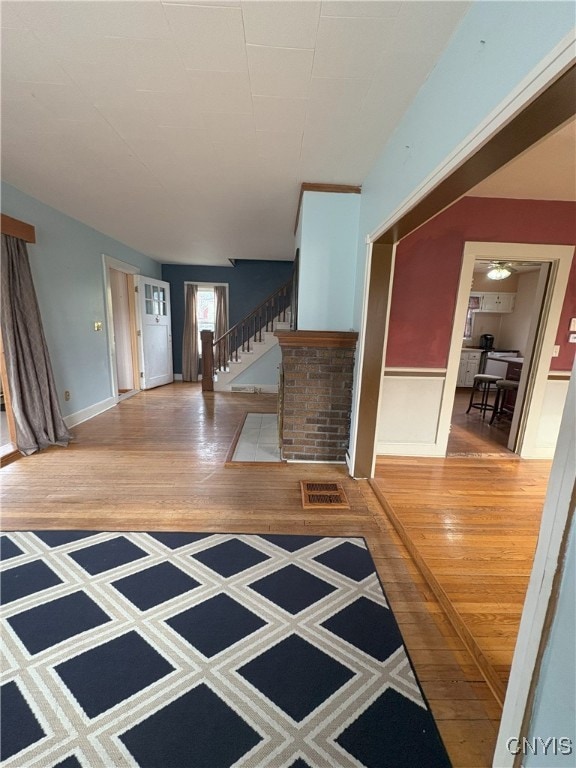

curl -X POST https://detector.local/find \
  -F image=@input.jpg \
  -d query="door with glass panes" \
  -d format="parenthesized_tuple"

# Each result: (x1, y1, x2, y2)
(135, 276, 173, 389)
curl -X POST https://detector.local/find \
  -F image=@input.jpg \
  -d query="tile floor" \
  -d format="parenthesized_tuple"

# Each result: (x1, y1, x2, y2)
(231, 413, 281, 463)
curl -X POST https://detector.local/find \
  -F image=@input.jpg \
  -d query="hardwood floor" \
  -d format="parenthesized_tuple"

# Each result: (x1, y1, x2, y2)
(1, 383, 500, 767)
(371, 454, 550, 708)
(447, 389, 514, 457)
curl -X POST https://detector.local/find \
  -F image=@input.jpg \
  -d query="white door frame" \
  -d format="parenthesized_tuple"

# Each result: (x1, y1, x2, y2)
(494, 357, 576, 766)
(440, 242, 573, 457)
(102, 255, 140, 404)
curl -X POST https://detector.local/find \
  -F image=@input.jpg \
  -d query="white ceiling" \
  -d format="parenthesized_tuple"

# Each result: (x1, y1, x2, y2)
(1, 0, 470, 266)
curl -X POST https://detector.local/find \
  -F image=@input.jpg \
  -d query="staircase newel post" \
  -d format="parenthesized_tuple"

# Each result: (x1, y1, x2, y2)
(201, 330, 214, 392)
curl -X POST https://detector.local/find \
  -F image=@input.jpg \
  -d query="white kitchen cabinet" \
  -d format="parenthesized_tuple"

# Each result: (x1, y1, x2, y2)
(479, 292, 516, 313)
(457, 350, 482, 386)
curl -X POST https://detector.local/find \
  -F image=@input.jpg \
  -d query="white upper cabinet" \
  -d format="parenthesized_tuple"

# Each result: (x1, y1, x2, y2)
(470, 292, 516, 313)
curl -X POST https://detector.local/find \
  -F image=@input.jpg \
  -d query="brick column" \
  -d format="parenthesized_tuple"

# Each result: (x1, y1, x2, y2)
(275, 331, 358, 462)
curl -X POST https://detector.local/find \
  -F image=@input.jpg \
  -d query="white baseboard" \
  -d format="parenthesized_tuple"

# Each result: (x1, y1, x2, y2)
(64, 397, 116, 429)
(174, 373, 183, 381)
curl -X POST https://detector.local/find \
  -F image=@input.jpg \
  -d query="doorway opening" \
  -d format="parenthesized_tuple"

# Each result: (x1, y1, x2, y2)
(448, 258, 548, 456)
(103, 256, 140, 402)
(445, 241, 573, 459)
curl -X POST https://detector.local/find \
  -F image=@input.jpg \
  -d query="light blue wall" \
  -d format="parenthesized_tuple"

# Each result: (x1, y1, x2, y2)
(232, 345, 282, 388)
(298, 191, 360, 330)
(524, 518, 575, 767)
(1, 183, 161, 417)
(353, 0, 575, 328)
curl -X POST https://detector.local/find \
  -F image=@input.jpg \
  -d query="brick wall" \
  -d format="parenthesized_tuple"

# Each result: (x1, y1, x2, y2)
(277, 332, 357, 462)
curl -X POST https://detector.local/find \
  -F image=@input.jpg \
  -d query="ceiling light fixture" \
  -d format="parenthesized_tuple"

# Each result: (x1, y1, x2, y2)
(486, 262, 516, 280)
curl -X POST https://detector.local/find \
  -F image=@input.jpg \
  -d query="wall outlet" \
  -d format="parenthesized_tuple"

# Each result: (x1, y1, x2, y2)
(552, 345, 560, 357)
(64, 390, 71, 401)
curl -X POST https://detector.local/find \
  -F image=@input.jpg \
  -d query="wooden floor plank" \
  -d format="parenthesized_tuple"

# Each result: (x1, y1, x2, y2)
(371, 392, 550, 714)
(1, 383, 499, 767)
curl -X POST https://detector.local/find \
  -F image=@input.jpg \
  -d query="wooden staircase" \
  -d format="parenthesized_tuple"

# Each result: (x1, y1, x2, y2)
(201, 279, 293, 392)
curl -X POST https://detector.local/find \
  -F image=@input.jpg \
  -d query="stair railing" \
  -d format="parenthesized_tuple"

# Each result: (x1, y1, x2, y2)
(202, 279, 293, 390)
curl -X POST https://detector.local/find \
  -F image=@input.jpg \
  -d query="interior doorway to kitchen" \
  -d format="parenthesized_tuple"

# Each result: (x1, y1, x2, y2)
(445, 242, 573, 459)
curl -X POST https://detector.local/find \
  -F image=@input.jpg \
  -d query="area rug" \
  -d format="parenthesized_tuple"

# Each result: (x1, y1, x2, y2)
(0, 531, 451, 768)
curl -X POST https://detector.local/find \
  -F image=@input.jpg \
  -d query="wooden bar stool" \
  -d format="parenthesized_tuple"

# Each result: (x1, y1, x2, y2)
(465, 374, 501, 419)
(490, 379, 519, 424)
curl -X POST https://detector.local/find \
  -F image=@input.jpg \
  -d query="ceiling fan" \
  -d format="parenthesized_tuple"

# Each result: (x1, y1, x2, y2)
(475, 259, 541, 280)
(484, 261, 517, 280)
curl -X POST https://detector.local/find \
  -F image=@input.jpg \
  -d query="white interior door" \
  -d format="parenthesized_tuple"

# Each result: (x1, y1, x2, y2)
(135, 276, 173, 389)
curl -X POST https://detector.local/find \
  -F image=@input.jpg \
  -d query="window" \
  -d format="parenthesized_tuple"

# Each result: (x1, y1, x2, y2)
(185, 282, 228, 353)
(197, 288, 215, 341)
(144, 283, 167, 316)
(464, 294, 481, 339)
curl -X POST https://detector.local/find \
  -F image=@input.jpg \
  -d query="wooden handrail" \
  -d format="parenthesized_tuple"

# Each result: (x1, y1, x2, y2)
(205, 278, 293, 388)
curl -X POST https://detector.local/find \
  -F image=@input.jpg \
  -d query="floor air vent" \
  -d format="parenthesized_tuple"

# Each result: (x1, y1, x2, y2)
(300, 481, 349, 509)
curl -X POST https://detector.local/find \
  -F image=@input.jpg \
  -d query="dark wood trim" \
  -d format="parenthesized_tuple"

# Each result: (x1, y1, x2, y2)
(354, 65, 576, 476)
(275, 330, 358, 348)
(376, 65, 576, 245)
(1, 214, 36, 243)
(352, 244, 393, 478)
(294, 182, 361, 234)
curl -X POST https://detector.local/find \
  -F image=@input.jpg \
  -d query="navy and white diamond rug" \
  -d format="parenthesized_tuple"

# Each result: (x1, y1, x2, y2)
(0, 531, 451, 768)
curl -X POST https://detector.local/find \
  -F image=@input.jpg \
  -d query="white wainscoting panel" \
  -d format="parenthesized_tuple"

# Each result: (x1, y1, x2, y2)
(521, 378, 570, 459)
(376, 375, 445, 456)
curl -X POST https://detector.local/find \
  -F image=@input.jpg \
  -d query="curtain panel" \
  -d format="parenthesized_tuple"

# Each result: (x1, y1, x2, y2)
(182, 283, 198, 382)
(214, 285, 229, 366)
(0, 234, 71, 455)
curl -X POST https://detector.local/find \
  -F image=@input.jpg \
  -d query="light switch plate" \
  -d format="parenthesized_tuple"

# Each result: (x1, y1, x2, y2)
(552, 345, 560, 356)
(570, 318, 576, 332)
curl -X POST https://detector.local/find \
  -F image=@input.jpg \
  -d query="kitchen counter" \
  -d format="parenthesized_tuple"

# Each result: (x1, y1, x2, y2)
(485, 355, 523, 380)
(487, 355, 524, 364)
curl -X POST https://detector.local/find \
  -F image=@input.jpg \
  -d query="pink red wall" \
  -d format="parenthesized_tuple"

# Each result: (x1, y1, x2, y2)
(386, 197, 576, 371)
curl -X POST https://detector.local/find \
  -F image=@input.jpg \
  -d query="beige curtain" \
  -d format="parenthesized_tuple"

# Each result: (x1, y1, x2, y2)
(214, 285, 228, 366)
(0, 234, 71, 455)
(182, 283, 198, 382)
